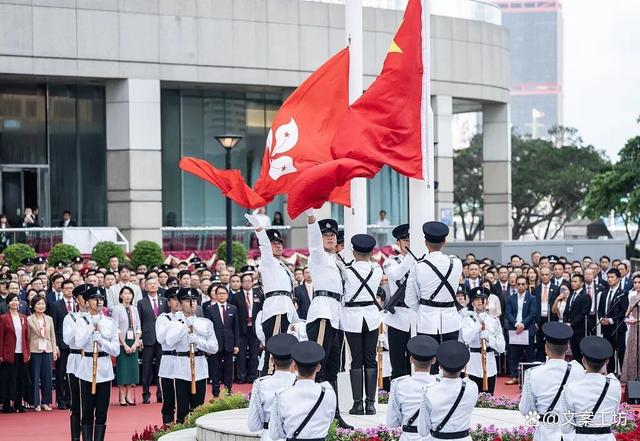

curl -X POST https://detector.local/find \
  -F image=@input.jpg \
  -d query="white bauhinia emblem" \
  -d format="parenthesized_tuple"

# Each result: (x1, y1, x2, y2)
(267, 117, 299, 180)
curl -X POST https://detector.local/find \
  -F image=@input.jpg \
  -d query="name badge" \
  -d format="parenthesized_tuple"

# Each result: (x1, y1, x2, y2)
(38, 338, 47, 351)
(126, 330, 135, 340)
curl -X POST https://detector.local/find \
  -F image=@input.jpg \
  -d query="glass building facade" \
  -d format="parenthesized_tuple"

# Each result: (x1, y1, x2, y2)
(0, 82, 106, 227)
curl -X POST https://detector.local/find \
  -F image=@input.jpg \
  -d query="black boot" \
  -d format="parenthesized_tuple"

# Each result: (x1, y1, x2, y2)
(81, 425, 94, 441)
(348, 369, 364, 415)
(364, 368, 378, 415)
(94, 425, 106, 441)
(330, 380, 353, 430)
(71, 415, 81, 441)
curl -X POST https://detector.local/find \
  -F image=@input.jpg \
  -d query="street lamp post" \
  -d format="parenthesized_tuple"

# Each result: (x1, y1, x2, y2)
(215, 134, 243, 265)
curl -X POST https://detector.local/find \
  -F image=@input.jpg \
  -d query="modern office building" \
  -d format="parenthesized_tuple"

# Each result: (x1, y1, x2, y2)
(0, 0, 511, 246)
(492, 0, 563, 139)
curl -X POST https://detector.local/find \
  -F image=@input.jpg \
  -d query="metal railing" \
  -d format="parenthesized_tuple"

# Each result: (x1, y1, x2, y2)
(0, 227, 129, 254)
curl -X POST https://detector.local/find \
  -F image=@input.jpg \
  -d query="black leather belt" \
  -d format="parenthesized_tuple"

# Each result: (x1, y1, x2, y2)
(162, 350, 176, 356)
(265, 291, 291, 299)
(430, 430, 469, 439)
(176, 351, 205, 357)
(345, 301, 375, 308)
(263, 422, 269, 429)
(314, 290, 341, 302)
(420, 299, 455, 308)
(575, 426, 611, 435)
(402, 425, 418, 433)
(83, 352, 109, 358)
(70, 349, 82, 355)
(469, 347, 494, 353)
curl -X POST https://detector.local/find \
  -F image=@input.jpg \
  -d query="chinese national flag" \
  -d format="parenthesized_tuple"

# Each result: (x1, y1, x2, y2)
(287, 0, 427, 219)
(179, 48, 351, 209)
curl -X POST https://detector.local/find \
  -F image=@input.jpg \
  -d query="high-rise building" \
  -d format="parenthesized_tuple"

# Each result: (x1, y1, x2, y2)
(492, 0, 563, 139)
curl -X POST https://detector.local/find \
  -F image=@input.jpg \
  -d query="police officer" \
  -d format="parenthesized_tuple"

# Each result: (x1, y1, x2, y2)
(304, 210, 351, 429)
(560, 336, 621, 441)
(461, 287, 506, 395)
(269, 341, 337, 441)
(248, 334, 298, 441)
(519, 321, 585, 441)
(387, 335, 439, 440)
(166, 288, 218, 424)
(418, 340, 477, 441)
(63, 284, 90, 441)
(74, 286, 120, 441)
(405, 221, 462, 374)
(155, 287, 180, 425)
(383, 223, 416, 381)
(340, 234, 383, 416)
(245, 213, 299, 376)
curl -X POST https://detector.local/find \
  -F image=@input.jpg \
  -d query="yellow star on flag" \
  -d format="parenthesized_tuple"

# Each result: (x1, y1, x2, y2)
(388, 40, 403, 54)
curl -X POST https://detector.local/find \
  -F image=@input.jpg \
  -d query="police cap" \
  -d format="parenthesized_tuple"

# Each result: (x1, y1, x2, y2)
(392, 224, 410, 241)
(319, 219, 338, 236)
(469, 287, 491, 301)
(406, 335, 438, 361)
(436, 340, 470, 372)
(580, 336, 613, 363)
(189, 256, 202, 264)
(0, 273, 11, 284)
(72, 256, 83, 264)
(351, 234, 376, 253)
(164, 287, 179, 300)
(422, 221, 449, 243)
(22, 257, 34, 266)
(542, 322, 573, 345)
(177, 270, 191, 280)
(241, 265, 256, 275)
(34, 256, 46, 265)
(82, 285, 101, 301)
(266, 334, 298, 360)
(266, 229, 284, 244)
(291, 341, 325, 367)
(177, 288, 198, 302)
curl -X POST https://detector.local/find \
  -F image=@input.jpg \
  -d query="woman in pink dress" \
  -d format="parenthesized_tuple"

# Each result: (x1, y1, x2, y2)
(621, 275, 640, 383)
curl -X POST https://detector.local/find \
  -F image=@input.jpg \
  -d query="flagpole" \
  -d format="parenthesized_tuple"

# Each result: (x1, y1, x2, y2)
(344, 0, 367, 246)
(408, 0, 434, 257)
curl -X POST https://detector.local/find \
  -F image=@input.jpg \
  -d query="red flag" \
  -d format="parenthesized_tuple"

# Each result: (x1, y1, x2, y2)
(288, 0, 427, 219)
(179, 48, 351, 209)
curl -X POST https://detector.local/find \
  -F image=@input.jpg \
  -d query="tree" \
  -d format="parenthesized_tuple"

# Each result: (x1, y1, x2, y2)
(453, 135, 483, 240)
(584, 133, 640, 257)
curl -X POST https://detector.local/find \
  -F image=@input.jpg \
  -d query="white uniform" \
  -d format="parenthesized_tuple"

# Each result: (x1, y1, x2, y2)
(165, 315, 218, 381)
(269, 379, 337, 441)
(406, 252, 463, 335)
(307, 221, 343, 328)
(387, 372, 438, 441)
(519, 359, 585, 441)
(560, 373, 621, 441)
(63, 311, 89, 376)
(383, 254, 416, 332)
(248, 371, 297, 441)
(417, 377, 478, 441)
(461, 312, 506, 378)
(340, 256, 383, 333)
(257, 229, 299, 324)
(156, 312, 177, 379)
(75, 314, 120, 383)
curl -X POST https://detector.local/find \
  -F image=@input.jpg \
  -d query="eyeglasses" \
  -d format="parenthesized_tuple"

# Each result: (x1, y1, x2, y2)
(516, 282, 527, 286)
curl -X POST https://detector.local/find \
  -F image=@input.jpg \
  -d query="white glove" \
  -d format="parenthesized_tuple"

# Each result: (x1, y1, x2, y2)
(480, 330, 490, 341)
(304, 208, 315, 217)
(92, 331, 103, 345)
(185, 316, 196, 327)
(244, 213, 260, 228)
(188, 333, 198, 345)
(91, 314, 102, 325)
(174, 311, 184, 321)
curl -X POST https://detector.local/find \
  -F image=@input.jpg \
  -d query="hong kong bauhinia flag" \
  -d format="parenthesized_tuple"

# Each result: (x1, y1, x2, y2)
(287, 0, 429, 219)
(179, 48, 350, 209)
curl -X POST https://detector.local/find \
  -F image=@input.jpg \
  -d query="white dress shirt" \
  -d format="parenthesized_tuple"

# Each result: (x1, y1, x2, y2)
(165, 316, 218, 381)
(383, 254, 416, 332)
(461, 311, 506, 378)
(75, 314, 120, 383)
(64, 311, 89, 376)
(155, 312, 176, 379)
(387, 372, 437, 441)
(516, 293, 526, 324)
(339, 256, 383, 333)
(248, 370, 297, 441)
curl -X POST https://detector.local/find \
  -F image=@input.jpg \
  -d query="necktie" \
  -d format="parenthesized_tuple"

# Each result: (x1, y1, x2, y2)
(152, 298, 158, 317)
(221, 304, 226, 324)
(245, 292, 253, 326)
(67, 300, 72, 313)
(542, 285, 548, 304)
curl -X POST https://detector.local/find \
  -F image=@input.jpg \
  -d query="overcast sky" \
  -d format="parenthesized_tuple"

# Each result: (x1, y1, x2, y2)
(562, 0, 640, 161)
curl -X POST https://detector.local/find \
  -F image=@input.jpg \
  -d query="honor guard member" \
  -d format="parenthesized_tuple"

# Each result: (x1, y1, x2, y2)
(245, 213, 299, 376)
(405, 221, 462, 374)
(304, 210, 352, 429)
(341, 234, 383, 416)
(560, 336, 621, 441)
(418, 341, 477, 441)
(74, 286, 120, 441)
(63, 284, 90, 441)
(269, 341, 337, 441)
(166, 288, 218, 424)
(519, 322, 585, 441)
(155, 287, 180, 425)
(387, 335, 439, 441)
(383, 223, 417, 381)
(248, 334, 298, 441)
(461, 287, 506, 395)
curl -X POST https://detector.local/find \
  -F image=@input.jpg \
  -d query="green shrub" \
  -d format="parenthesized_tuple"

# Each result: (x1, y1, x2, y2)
(47, 243, 81, 266)
(3, 243, 36, 270)
(130, 240, 164, 269)
(215, 240, 247, 270)
(91, 241, 126, 268)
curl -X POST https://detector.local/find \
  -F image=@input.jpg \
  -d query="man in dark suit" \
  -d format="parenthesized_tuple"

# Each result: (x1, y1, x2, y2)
(293, 267, 313, 320)
(231, 274, 263, 383)
(563, 274, 591, 362)
(137, 278, 166, 404)
(598, 268, 629, 374)
(464, 262, 483, 292)
(59, 210, 78, 227)
(50, 279, 75, 409)
(551, 262, 570, 290)
(505, 275, 537, 385)
(45, 273, 65, 311)
(532, 267, 559, 361)
(205, 285, 239, 397)
(583, 268, 602, 335)
(618, 262, 633, 292)
(597, 255, 610, 288)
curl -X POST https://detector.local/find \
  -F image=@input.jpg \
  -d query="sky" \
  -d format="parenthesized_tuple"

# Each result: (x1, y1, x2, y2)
(562, 0, 640, 161)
